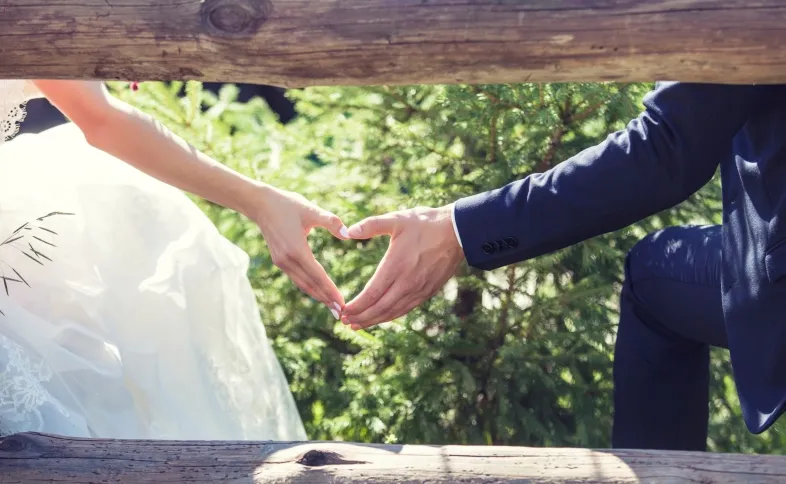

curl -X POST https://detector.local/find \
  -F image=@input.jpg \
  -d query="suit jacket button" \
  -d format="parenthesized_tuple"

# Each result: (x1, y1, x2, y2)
(505, 237, 519, 248)
(497, 239, 508, 250)
(482, 243, 495, 254)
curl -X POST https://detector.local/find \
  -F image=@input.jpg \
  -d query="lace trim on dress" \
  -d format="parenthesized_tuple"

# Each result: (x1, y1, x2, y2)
(0, 82, 29, 145)
(0, 334, 55, 436)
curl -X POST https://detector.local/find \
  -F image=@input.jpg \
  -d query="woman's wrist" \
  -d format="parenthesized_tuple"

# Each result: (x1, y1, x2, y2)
(237, 180, 277, 222)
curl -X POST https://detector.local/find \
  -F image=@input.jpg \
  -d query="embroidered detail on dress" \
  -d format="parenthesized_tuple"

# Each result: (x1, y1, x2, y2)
(0, 334, 55, 435)
(0, 81, 31, 145)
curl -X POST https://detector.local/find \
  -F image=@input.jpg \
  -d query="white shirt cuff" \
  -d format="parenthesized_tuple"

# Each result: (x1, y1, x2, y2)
(451, 203, 463, 248)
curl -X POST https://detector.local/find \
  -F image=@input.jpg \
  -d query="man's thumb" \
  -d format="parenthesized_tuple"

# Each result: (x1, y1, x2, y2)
(347, 214, 397, 239)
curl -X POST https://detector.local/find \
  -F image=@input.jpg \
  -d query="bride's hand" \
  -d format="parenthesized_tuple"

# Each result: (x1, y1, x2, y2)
(249, 184, 349, 319)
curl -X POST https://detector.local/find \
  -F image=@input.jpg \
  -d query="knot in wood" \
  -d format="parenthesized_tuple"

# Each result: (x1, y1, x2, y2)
(296, 449, 367, 467)
(201, 0, 272, 37)
(0, 435, 26, 452)
(297, 449, 336, 467)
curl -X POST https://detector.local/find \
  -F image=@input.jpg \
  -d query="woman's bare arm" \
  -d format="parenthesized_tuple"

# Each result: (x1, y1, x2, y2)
(33, 80, 263, 218)
(32, 80, 348, 315)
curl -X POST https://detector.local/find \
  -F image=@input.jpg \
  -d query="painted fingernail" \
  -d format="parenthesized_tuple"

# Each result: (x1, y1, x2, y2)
(330, 308, 340, 320)
(333, 302, 342, 312)
(340, 225, 350, 238)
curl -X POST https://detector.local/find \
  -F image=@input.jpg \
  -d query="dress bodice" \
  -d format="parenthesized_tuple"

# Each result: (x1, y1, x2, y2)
(0, 80, 43, 145)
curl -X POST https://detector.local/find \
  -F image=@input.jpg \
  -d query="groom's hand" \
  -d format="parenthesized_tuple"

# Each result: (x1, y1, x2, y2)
(342, 204, 465, 330)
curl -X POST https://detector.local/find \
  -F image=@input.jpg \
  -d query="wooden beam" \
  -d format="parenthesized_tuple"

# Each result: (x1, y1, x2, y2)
(2, 433, 786, 483)
(2, 1, 786, 87)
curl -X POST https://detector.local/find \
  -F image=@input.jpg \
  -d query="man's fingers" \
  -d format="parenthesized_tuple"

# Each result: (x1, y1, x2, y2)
(344, 281, 411, 327)
(352, 280, 443, 330)
(343, 249, 399, 316)
(347, 213, 399, 239)
(349, 292, 425, 331)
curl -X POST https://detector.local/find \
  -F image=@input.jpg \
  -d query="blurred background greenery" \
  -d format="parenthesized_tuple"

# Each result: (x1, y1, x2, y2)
(108, 80, 784, 453)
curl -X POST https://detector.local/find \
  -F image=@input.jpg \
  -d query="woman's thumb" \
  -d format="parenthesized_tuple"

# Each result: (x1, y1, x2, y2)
(316, 210, 350, 240)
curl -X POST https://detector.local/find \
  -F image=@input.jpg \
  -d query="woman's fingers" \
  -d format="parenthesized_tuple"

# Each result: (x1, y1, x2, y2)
(271, 243, 344, 319)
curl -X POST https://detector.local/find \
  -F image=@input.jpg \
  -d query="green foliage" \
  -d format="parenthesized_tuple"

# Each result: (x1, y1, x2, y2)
(110, 80, 785, 453)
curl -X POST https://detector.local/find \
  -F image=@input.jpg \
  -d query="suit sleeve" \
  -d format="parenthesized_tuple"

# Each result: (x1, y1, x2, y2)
(454, 82, 770, 271)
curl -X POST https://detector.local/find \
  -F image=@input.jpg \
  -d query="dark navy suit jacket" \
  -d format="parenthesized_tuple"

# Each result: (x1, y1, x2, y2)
(454, 82, 786, 434)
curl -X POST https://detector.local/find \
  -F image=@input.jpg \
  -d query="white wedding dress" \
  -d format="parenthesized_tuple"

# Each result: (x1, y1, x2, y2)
(0, 80, 307, 440)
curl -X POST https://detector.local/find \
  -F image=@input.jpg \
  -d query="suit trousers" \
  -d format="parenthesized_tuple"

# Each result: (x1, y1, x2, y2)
(612, 224, 728, 451)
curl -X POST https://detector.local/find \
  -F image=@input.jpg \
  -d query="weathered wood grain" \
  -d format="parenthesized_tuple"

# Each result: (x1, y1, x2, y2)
(2, 1, 786, 87)
(1, 432, 786, 483)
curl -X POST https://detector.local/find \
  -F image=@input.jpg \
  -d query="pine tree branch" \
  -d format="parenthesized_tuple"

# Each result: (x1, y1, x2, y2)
(568, 99, 606, 124)
(537, 97, 579, 172)
(488, 111, 498, 165)
(539, 124, 566, 172)
(471, 87, 523, 113)
(538, 84, 545, 108)
(476, 265, 518, 444)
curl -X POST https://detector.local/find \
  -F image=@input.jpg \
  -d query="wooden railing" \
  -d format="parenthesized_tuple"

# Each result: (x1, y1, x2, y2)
(2, 1, 786, 86)
(2, 433, 786, 482)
